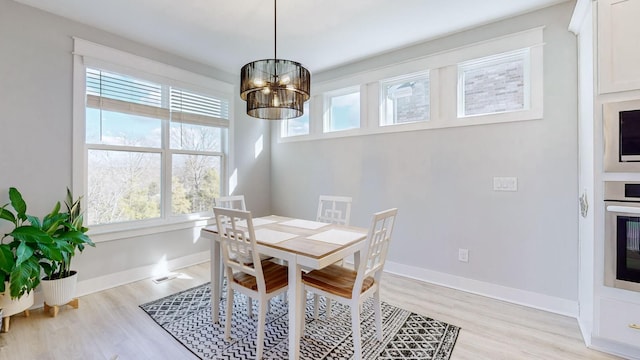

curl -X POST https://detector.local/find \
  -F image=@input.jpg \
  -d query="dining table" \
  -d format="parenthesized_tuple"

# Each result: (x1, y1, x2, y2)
(199, 215, 368, 360)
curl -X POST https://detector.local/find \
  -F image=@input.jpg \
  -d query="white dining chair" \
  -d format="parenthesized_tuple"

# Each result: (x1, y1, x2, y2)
(213, 195, 258, 317)
(214, 195, 247, 211)
(213, 207, 289, 360)
(314, 195, 353, 317)
(316, 195, 352, 225)
(302, 208, 398, 360)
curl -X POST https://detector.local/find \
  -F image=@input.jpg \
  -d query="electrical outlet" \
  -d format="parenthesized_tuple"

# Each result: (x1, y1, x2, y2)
(458, 248, 469, 262)
(493, 177, 518, 191)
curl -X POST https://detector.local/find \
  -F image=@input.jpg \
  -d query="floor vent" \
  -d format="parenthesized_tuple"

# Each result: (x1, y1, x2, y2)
(152, 273, 180, 284)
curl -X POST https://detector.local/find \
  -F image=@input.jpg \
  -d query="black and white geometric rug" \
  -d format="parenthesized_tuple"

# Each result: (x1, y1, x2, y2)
(140, 282, 460, 360)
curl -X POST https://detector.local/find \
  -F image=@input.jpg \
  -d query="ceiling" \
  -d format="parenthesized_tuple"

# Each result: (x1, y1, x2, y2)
(14, 0, 568, 74)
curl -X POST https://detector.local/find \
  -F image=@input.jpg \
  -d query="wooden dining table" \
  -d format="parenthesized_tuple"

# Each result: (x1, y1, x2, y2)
(199, 215, 368, 360)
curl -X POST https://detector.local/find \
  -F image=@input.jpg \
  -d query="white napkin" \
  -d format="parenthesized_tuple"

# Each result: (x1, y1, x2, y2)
(235, 218, 278, 228)
(255, 228, 298, 244)
(307, 229, 365, 245)
(280, 219, 329, 230)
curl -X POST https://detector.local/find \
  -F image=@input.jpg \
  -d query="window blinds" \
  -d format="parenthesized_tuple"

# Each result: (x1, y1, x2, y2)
(86, 68, 229, 126)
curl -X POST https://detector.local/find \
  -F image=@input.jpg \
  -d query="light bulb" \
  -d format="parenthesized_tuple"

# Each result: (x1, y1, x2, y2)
(279, 75, 291, 85)
(253, 78, 265, 87)
(262, 87, 271, 94)
(273, 93, 280, 107)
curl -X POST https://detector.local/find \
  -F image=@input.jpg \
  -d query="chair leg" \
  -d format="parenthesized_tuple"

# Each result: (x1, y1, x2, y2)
(256, 299, 267, 360)
(326, 298, 333, 319)
(351, 304, 362, 360)
(225, 287, 234, 341)
(313, 293, 320, 319)
(219, 259, 225, 295)
(300, 292, 306, 335)
(301, 300, 306, 337)
(374, 291, 383, 341)
(247, 296, 253, 318)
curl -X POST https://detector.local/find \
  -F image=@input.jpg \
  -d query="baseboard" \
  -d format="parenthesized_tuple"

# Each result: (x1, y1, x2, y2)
(31, 250, 210, 309)
(383, 260, 579, 318)
(590, 336, 640, 360)
(578, 317, 593, 348)
(28, 253, 577, 319)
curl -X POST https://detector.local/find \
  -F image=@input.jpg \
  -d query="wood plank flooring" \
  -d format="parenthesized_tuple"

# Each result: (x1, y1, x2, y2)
(0, 262, 622, 359)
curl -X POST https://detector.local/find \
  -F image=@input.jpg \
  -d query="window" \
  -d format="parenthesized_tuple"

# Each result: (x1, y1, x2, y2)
(281, 102, 310, 137)
(325, 88, 360, 132)
(458, 49, 529, 117)
(380, 72, 430, 126)
(84, 69, 228, 226)
(278, 28, 542, 142)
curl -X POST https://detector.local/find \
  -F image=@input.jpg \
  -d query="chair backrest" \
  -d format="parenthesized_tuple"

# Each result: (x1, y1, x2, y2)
(316, 195, 352, 226)
(213, 207, 266, 293)
(214, 195, 247, 211)
(353, 208, 398, 296)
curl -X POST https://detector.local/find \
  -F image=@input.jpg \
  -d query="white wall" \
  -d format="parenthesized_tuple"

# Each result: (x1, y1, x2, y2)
(0, 0, 271, 285)
(271, 2, 579, 309)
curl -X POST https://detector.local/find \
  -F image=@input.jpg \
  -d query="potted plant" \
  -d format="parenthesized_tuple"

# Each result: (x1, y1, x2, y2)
(0, 187, 62, 331)
(40, 188, 95, 316)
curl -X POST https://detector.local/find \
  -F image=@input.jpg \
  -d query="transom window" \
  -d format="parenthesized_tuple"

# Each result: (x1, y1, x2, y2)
(380, 72, 430, 126)
(325, 88, 360, 133)
(458, 49, 529, 117)
(281, 102, 310, 137)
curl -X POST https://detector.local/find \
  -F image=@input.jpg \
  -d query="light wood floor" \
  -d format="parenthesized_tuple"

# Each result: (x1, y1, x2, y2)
(0, 262, 622, 360)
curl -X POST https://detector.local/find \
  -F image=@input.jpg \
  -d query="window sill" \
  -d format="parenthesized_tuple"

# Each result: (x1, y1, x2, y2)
(88, 216, 213, 243)
(278, 110, 542, 143)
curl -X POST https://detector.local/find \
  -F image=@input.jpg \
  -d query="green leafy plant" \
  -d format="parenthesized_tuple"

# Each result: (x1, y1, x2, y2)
(0, 187, 64, 299)
(40, 188, 95, 280)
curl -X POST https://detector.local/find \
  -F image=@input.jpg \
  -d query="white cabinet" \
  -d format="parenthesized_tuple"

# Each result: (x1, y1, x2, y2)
(573, 0, 640, 358)
(598, 0, 640, 93)
(599, 297, 640, 345)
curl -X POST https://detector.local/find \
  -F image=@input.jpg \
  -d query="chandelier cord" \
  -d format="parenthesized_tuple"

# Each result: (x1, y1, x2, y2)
(274, 0, 277, 61)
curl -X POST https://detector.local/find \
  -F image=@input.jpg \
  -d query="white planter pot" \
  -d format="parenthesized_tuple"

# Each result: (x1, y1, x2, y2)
(41, 271, 78, 306)
(0, 283, 34, 317)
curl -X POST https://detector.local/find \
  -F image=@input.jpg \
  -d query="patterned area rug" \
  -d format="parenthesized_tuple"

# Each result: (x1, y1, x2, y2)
(140, 282, 459, 360)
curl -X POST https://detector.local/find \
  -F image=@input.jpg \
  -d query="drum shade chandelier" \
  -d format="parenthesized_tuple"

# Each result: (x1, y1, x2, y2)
(240, 0, 310, 120)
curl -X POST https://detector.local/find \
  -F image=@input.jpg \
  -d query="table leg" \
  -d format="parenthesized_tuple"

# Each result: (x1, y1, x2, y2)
(211, 235, 221, 323)
(288, 262, 302, 360)
(354, 250, 362, 270)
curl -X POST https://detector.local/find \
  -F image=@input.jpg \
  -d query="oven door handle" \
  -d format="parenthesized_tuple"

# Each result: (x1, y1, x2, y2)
(606, 205, 640, 214)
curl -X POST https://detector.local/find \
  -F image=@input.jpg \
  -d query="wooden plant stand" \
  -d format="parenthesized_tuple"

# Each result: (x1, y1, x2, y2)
(1, 309, 30, 333)
(43, 298, 79, 317)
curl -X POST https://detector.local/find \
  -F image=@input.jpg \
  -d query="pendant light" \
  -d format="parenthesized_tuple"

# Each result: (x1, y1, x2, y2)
(240, 0, 311, 120)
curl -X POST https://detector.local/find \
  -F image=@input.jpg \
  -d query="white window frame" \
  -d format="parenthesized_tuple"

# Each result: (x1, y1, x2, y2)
(379, 71, 431, 127)
(323, 86, 362, 134)
(281, 102, 310, 138)
(457, 48, 531, 118)
(277, 27, 543, 143)
(72, 38, 234, 242)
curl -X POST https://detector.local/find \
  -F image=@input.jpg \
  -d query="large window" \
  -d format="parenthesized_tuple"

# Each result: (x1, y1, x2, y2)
(380, 72, 430, 126)
(458, 49, 529, 117)
(84, 69, 228, 226)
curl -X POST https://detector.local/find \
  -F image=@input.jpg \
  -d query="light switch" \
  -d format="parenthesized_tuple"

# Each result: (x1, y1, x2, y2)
(493, 177, 518, 191)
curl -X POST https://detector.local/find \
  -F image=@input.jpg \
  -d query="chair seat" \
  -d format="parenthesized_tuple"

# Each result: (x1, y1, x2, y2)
(232, 260, 288, 293)
(302, 264, 375, 299)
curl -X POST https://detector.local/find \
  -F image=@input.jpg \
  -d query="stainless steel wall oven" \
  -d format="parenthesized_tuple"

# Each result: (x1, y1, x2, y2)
(605, 181, 640, 292)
